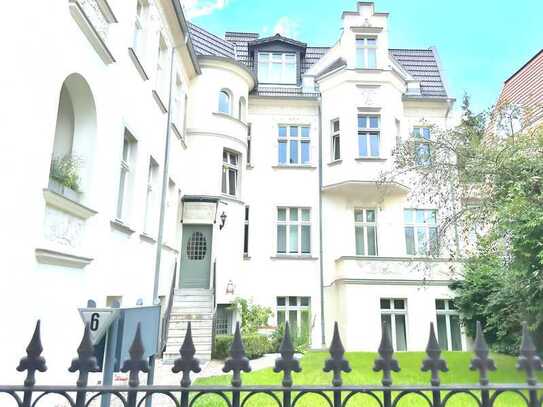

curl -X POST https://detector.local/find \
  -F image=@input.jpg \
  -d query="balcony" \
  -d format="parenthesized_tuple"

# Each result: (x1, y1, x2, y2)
(333, 256, 460, 285)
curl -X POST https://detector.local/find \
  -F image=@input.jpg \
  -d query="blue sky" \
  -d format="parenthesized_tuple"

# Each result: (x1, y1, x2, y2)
(184, 0, 543, 113)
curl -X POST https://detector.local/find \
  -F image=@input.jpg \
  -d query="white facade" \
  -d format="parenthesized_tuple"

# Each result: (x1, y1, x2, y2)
(0, 0, 462, 383)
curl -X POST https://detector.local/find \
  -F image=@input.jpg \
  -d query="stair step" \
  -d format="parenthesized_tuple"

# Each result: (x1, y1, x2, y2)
(170, 314, 214, 321)
(162, 353, 211, 363)
(168, 320, 213, 329)
(172, 305, 214, 312)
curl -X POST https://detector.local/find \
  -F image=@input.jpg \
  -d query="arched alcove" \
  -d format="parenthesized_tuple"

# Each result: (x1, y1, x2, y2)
(238, 96, 246, 122)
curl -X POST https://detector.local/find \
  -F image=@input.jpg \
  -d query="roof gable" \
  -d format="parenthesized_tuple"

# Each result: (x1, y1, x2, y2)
(248, 33, 307, 50)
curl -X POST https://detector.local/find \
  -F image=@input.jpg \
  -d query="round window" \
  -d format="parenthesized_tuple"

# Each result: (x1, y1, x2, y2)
(186, 231, 207, 260)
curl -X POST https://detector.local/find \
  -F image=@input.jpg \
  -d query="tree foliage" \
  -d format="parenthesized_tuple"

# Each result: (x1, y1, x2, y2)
(384, 94, 543, 353)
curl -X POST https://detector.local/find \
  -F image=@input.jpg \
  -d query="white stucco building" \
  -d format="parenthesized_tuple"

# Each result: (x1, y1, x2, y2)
(0, 0, 464, 382)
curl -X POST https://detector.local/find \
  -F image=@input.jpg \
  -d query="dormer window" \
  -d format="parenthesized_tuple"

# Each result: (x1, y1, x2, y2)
(258, 52, 296, 84)
(356, 37, 377, 69)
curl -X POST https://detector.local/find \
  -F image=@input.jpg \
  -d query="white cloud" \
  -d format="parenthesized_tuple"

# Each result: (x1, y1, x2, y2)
(272, 16, 299, 38)
(181, 0, 229, 19)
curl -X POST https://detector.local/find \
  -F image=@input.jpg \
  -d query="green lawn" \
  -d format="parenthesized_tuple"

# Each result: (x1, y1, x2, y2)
(189, 351, 541, 406)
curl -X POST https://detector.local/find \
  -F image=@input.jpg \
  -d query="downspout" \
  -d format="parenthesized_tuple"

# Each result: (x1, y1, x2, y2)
(153, 46, 176, 302)
(318, 100, 326, 347)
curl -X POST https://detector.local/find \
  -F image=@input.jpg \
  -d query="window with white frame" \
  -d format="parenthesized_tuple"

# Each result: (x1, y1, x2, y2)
(404, 209, 438, 256)
(278, 125, 310, 165)
(221, 150, 239, 196)
(215, 304, 234, 335)
(171, 74, 183, 134)
(276, 207, 311, 255)
(133, 0, 148, 57)
(331, 119, 341, 161)
(218, 90, 231, 115)
(354, 209, 378, 256)
(436, 299, 462, 351)
(356, 37, 377, 69)
(116, 129, 137, 221)
(358, 115, 380, 157)
(258, 52, 296, 84)
(380, 298, 407, 351)
(276, 296, 311, 338)
(413, 127, 431, 165)
(156, 33, 169, 99)
(143, 157, 159, 235)
(243, 206, 249, 256)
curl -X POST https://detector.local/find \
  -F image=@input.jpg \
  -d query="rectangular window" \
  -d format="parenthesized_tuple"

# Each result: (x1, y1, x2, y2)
(243, 206, 249, 256)
(358, 115, 380, 158)
(436, 299, 462, 351)
(276, 207, 311, 255)
(354, 209, 378, 256)
(156, 33, 169, 99)
(116, 130, 136, 221)
(258, 52, 297, 84)
(278, 125, 310, 165)
(380, 298, 407, 351)
(356, 37, 377, 69)
(331, 119, 341, 161)
(215, 304, 233, 335)
(221, 150, 239, 196)
(143, 157, 159, 234)
(247, 123, 252, 166)
(404, 209, 438, 256)
(133, 0, 148, 57)
(276, 296, 311, 338)
(413, 127, 431, 165)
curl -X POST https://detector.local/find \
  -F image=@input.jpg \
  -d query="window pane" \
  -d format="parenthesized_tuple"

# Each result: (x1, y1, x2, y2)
(367, 38, 377, 46)
(355, 225, 365, 255)
(404, 209, 414, 224)
(301, 225, 310, 253)
(413, 127, 421, 137)
(229, 154, 237, 165)
(422, 127, 431, 140)
(333, 135, 341, 160)
(278, 141, 287, 164)
(219, 91, 230, 114)
(369, 116, 379, 128)
(301, 127, 310, 138)
(243, 224, 249, 254)
(228, 169, 236, 195)
(429, 227, 438, 255)
(381, 314, 392, 338)
(370, 132, 380, 157)
(300, 297, 310, 306)
(366, 210, 376, 222)
(278, 208, 286, 221)
(435, 299, 445, 310)
(290, 140, 299, 164)
(289, 208, 298, 221)
(380, 299, 391, 309)
(301, 142, 310, 164)
(405, 226, 415, 255)
(277, 310, 285, 326)
(289, 310, 298, 336)
(270, 62, 282, 82)
(333, 120, 340, 132)
(288, 296, 297, 306)
(301, 209, 310, 221)
(395, 315, 407, 351)
(416, 209, 426, 224)
(448, 300, 457, 310)
(356, 48, 365, 68)
(358, 133, 368, 157)
(277, 296, 286, 306)
(277, 225, 286, 253)
(354, 210, 365, 222)
(290, 126, 298, 137)
(358, 116, 367, 128)
(436, 314, 448, 350)
(301, 310, 310, 336)
(393, 299, 405, 309)
(450, 315, 462, 351)
(117, 169, 127, 219)
(289, 225, 298, 253)
(367, 48, 377, 68)
(285, 62, 296, 83)
(221, 168, 227, 194)
(428, 210, 437, 225)
(278, 126, 287, 138)
(367, 225, 377, 255)
(417, 227, 427, 255)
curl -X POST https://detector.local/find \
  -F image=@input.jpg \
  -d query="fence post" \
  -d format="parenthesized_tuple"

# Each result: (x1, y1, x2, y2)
(69, 323, 100, 407)
(373, 322, 400, 407)
(223, 323, 251, 407)
(517, 322, 543, 407)
(172, 322, 201, 407)
(273, 322, 301, 407)
(323, 323, 351, 407)
(469, 322, 495, 407)
(421, 323, 448, 407)
(16, 321, 47, 407)
(120, 324, 150, 407)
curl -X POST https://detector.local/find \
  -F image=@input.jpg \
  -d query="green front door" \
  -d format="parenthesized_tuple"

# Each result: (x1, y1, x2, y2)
(180, 225, 212, 288)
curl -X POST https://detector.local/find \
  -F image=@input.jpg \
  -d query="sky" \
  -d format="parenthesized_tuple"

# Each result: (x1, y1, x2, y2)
(182, 0, 543, 113)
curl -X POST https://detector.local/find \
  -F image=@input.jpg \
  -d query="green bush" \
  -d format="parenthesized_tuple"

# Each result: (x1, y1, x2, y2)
(50, 154, 82, 191)
(212, 334, 272, 360)
(270, 324, 310, 354)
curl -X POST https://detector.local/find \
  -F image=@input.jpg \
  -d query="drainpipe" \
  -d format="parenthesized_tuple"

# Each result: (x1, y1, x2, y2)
(153, 46, 176, 303)
(318, 101, 326, 347)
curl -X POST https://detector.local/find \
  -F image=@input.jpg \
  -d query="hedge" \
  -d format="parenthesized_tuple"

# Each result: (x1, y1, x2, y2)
(212, 334, 272, 360)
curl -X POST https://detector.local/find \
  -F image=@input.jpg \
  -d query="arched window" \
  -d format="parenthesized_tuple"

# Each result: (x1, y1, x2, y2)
(49, 73, 96, 202)
(238, 96, 246, 122)
(218, 89, 231, 115)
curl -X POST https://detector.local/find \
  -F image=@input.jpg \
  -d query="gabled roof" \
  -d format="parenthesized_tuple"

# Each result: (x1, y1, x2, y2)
(248, 33, 307, 50)
(389, 48, 448, 98)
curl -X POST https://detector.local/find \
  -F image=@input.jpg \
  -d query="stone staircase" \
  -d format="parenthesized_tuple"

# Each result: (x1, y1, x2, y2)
(162, 288, 215, 363)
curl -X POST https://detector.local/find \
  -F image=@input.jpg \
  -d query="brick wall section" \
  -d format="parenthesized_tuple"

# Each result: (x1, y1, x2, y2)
(496, 49, 543, 125)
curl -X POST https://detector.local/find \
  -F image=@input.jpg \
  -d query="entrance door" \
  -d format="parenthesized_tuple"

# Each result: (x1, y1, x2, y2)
(180, 225, 212, 288)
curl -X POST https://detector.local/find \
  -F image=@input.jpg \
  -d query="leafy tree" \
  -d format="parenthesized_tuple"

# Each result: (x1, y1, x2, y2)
(230, 298, 273, 335)
(383, 94, 543, 353)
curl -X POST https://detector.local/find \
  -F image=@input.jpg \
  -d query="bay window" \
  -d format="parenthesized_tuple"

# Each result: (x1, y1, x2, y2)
(258, 52, 296, 84)
(276, 207, 311, 255)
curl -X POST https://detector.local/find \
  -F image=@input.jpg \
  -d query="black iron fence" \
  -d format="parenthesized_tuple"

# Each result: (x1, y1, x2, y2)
(2, 319, 542, 407)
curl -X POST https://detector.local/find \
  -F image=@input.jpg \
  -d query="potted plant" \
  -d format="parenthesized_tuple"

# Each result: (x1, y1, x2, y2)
(49, 154, 83, 201)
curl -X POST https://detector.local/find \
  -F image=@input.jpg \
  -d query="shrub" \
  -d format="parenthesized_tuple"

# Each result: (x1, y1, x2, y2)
(270, 324, 310, 354)
(212, 334, 272, 360)
(50, 154, 82, 191)
(231, 298, 273, 335)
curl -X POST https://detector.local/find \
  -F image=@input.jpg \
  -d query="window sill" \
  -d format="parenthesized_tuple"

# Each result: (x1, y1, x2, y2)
(355, 157, 387, 162)
(152, 89, 167, 113)
(272, 165, 317, 170)
(128, 47, 149, 80)
(336, 255, 453, 263)
(35, 247, 93, 269)
(110, 219, 136, 235)
(163, 242, 179, 253)
(68, 0, 116, 65)
(212, 112, 248, 128)
(327, 159, 342, 166)
(243, 255, 251, 261)
(43, 189, 97, 220)
(171, 123, 187, 148)
(140, 233, 156, 243)
(271, 255, 318, 260)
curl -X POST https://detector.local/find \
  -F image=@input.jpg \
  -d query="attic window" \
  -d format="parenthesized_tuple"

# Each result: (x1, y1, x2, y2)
(356, 37, 377, 69)
(258, 52, 296, 84)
